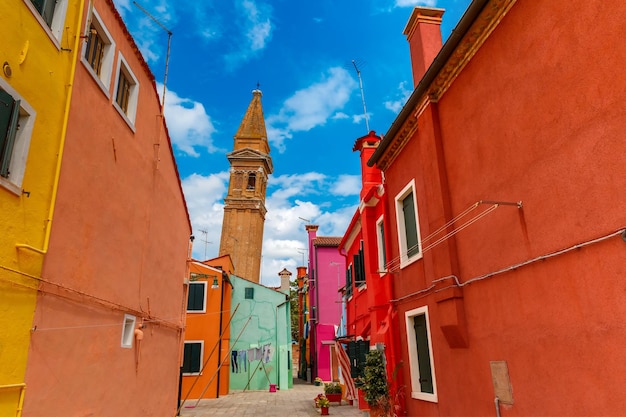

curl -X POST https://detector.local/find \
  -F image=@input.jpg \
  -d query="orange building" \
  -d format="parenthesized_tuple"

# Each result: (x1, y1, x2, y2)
(368, 1, 626, 416)
(180, 256, 233, 406)
(22, 1, 192, 416)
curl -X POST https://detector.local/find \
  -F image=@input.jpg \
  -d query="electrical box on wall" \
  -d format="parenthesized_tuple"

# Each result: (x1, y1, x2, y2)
(490, 360, 514, 404)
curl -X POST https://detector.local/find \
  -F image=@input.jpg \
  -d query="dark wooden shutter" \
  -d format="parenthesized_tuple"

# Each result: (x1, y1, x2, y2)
(187, 283, 205, 311)
(379, 223, 387, 268)
(346, 266, 352, 298)
(182, 343, 202, 373)
(0, 90, 19, 178)
(413, 315, 434, 393)
(403, 192, 419, 257)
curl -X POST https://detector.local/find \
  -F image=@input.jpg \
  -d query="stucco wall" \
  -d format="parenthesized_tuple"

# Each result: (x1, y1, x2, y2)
(22, 1, 191, 416)
(0, 1, 81, 415)
(229, 276, 292, 391)
(384, 1, 626, 416)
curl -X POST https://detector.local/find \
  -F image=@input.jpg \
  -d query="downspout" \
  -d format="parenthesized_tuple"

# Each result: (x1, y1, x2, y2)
(215, 272, 231, 398)
(17, 0, 85, 255)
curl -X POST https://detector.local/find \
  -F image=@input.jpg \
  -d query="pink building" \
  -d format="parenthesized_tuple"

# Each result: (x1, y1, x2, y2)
(305, 225, 345, 382)
(23, 1, 192, 416)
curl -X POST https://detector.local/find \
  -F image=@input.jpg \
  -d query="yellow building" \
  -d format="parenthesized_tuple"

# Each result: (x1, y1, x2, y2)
(0, 1, 82, 415)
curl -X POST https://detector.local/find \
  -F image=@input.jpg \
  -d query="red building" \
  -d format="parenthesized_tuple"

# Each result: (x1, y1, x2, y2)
(338, 131, 403, 411)
(367, 1, 626, 416)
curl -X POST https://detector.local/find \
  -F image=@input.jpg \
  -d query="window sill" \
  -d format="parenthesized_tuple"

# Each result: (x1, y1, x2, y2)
(81, 58, 112, 100)
(112, 101, 136, 133)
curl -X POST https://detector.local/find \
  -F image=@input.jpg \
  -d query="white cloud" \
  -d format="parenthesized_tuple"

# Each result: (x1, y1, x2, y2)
(158, 83, 220, 157)
(266, 67, 358, 152)
(384, 81, 413, 113)
(224, 0, 273, 69)
(242, 0, 272, 51)
(331, 175, 361, 196)
(182, 172, 230, 260)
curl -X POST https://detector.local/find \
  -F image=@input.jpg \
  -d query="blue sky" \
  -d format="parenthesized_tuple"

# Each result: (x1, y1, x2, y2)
(113, 0, 472, 286)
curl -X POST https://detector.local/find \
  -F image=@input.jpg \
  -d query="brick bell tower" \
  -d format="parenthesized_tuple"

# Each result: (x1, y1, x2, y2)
(218, 89, 273, 283)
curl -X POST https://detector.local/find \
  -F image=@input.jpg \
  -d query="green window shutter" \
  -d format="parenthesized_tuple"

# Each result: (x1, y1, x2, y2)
(0, 90, 19, 178)
(403, 192, 419, 257)
(187, 283, 205, 311)
(413, 315, 434, 394)
(245, 287, 254, 299)
(348, 341, 357, 377)
(183, 343, 202, 373)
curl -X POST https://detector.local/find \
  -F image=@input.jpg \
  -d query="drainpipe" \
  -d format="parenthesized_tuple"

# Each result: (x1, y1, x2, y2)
(494, 397, 501, 417)
(215, 272, 228, 398)
(275, 297, 289, 388)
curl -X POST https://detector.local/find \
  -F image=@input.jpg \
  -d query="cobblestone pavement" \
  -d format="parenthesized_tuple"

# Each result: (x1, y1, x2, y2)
(179, 379, 369, 417)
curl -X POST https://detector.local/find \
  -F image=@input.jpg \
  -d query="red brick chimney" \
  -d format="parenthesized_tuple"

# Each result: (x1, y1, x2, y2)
(403, 7, 445, 87)
(353, 131, 382, 201)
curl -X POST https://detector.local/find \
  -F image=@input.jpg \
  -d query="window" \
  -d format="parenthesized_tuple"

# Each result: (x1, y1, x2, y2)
(405, 306, 437, 402)
(113, 53, 139, 128)
(345, 265, 353, 298)
(182, 341, 204, 375)
(395, 180, 422, 267)
(354, 241, 366, 286)
(187, 282, 207, 313)
(0, 80, 36, 193)
(245, 287, 254, 299)
(376, 216, 387, 273)
(29, 0, 56, 26)
(26, 0, 69, 43)
(247, 172, 256, 190)
(82, 9, 115, 94)
(121, 314, 136, 348)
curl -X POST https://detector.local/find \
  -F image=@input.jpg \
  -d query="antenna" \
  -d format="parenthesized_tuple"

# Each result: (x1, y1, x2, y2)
(133, 1, 172, 112)
(198, 229, 212, 260)
(351, 59, 370, 132)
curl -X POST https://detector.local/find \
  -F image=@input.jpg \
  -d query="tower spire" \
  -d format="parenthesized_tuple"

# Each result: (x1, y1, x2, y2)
(218, 90, 273, 283)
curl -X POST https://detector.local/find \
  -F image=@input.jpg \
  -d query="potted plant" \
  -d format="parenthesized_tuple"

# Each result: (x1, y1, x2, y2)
(323, 382, 342, 404)
(315, 394, 330, 415)
(356, 350, 390, 417)
(314, 376, 323, 386)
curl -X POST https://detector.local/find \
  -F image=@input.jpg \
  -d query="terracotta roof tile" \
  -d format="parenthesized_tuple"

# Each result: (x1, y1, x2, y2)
(313, 237, 342, 247)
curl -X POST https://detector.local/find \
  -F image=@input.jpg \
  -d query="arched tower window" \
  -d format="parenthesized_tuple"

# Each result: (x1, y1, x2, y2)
(247, 172, 256, 190)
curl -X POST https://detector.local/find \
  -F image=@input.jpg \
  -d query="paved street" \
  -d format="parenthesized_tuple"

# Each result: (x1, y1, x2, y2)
(179, 379, 369, 417)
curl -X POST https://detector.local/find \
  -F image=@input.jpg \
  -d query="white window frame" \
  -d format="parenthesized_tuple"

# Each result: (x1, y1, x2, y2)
(112, 52, 139, 130)
(81, 8, 116, 97)
(394, 179, 422, 268)
(121, 314, 136, 348)
(405, 306, 437, 402)
(187, 281, 207, 313)
(182, 340, 204, 376)
(0, 78, 36, 195)
(23, 0, 70, 48)
(376, 215, 387, 275)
